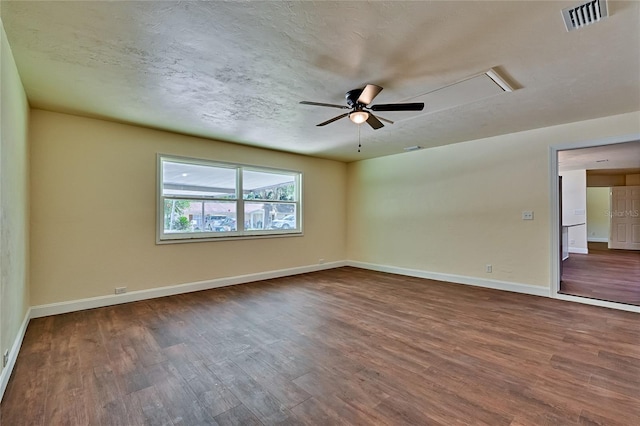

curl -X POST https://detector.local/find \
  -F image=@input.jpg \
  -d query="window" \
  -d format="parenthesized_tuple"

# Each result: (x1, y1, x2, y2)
(158, 155, 301, 242)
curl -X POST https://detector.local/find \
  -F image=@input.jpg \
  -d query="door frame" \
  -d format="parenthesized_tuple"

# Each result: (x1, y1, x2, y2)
(549, 133, 640, 313)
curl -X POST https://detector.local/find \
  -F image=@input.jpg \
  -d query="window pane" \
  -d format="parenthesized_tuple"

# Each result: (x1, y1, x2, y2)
(163, 200, 238, 234)
(244, 202, 268, 230)
(203, 201, 237, 232)
(163, 200, 203, 233)
(163, 160, 236, 198)
(243, 170, 296, 201)
(245, 202, 296, 230)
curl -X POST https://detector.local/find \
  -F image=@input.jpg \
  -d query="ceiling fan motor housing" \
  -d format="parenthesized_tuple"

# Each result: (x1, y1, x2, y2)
(345, 88, 364, 108)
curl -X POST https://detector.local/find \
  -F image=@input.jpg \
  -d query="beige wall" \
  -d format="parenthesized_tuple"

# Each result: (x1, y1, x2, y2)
(29, 110, 347, 305)
(0, 20, 30, 372)
(347, 112, 640, 288)
(586, 187, 610, 241)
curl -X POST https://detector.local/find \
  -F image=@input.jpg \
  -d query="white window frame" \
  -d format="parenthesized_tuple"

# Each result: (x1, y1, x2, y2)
(157, 154, 302, 243)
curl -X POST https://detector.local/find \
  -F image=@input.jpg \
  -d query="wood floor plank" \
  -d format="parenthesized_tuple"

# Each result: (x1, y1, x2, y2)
(289, 393, 388, 426)
(359, 360, 515, 425)
(192, 360, 242, 418)
(205, 358, 293, 424)
(213, 403, 262, 426)
(2, 267, 638, 424)
(231, 351, 311, 409)
(241, 343, 314, 382)
(292, 367, 387, 411)
(560, 242, 640, 305)
(373, 393, 450, 426)
(0, 356, 48, 426)
(114, 344, 152, 395)
(288, 396, 345, 425)
(152, 361, 218, 425)
(128, 385, 176, 426)
(80, 365, 129, 425)
(163, 343, 243, 418)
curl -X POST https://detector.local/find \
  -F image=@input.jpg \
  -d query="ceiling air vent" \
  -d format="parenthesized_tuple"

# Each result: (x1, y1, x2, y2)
(562, 0, 608, 32)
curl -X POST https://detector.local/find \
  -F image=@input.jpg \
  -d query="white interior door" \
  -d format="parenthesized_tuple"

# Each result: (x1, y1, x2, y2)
(609, 185, 640, 250)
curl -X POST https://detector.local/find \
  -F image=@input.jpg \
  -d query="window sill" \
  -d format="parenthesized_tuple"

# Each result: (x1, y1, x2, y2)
(156, 231, 304, 244)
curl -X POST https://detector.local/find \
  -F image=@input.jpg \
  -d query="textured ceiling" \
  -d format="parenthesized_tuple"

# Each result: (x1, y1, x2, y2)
(559, 141, 640, 172)
(2, 1, 639, 162)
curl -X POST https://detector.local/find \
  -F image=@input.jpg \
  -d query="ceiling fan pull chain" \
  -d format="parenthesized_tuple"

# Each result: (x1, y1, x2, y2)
(357, 124, 362, 153)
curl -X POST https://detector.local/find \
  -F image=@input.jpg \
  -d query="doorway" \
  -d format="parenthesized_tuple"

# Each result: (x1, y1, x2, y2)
(551, 137, 640, 312)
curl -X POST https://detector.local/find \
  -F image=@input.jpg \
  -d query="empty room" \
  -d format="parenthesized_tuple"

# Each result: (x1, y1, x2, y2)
(1, 1, 639, 424)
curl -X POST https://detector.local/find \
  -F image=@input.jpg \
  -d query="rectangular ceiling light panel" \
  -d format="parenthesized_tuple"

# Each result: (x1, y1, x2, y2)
(395, 68, 513, 122)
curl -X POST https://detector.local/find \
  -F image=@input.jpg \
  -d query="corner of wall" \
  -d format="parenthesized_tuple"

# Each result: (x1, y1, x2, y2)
(0, 15, 31, 403)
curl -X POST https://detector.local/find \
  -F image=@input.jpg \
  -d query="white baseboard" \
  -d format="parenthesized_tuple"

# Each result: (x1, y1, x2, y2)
(30, 261, 346, 319)
(347, 261, 551, 297)
(0, 308, 31, 402)
(568, 247, 589, 254)
(588, 237, 608, 243)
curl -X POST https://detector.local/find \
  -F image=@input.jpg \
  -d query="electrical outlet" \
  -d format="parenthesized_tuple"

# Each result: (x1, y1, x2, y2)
(115, 287, 127, 294)
(3, 350, 8, 368)
(522, 211, 534, 220)
(486, 264, 492, 273)
(318, 258, 325, 264)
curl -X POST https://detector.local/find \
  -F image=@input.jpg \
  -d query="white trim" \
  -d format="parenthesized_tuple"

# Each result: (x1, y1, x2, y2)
(0, 308, 31, 402)
(549, 144, 561, 298)
(568, 247, 589, 254)
(555, 293, 640, 313)
(30, 261, 346, 318)
(347, 261, 552, 298)
(550, 132, 640, 303)
(588, 237, 608, 243)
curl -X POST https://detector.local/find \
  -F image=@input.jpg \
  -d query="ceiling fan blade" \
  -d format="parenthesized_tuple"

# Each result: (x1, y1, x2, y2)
(366, 114, 384, 130)
(357, 84, 383, 105)
(370, 102, 425, 112)
(316, 112, 349, 126)
(375, 115, 394, 125)
(300, 101, 348, 109)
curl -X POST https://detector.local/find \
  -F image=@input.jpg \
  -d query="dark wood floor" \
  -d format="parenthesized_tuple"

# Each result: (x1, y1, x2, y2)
(2, 267, 639, 425)
(561, 242, 640, 306)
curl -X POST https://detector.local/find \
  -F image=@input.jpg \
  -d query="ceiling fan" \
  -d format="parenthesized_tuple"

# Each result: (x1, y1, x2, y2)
(300, 84, 424, 130)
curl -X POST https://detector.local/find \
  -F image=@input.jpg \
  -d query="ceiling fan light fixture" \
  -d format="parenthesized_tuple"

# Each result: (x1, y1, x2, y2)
(349, 110, 369, 124)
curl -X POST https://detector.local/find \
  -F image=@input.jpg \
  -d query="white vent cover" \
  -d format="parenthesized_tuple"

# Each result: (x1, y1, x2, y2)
(562, 0, 608, 32)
